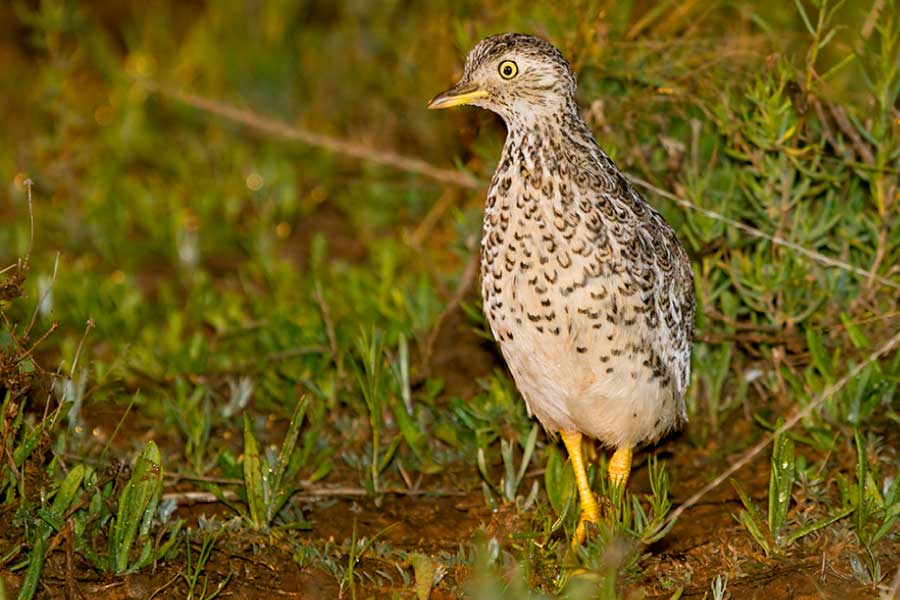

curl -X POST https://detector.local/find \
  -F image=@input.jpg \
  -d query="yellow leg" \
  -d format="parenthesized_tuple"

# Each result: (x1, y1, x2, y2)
(608, 446, 633, 489)
(561, 430, 599, 546)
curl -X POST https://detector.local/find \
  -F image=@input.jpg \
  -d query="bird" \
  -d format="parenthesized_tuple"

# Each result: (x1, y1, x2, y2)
(428, 33, 695, 544)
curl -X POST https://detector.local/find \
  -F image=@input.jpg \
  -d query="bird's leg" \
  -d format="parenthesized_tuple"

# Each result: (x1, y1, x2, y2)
(608, 446, 633, 489)
(561, 430, 598, 545)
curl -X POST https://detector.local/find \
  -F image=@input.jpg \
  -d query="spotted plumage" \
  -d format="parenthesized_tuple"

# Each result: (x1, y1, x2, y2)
(429, 33, 694, 539)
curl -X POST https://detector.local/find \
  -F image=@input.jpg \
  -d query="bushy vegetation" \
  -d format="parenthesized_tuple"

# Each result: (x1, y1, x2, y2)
(1, 0, 898, 597)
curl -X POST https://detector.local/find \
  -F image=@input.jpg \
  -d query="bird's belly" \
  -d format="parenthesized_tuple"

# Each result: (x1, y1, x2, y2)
(483, 270, 681, 448)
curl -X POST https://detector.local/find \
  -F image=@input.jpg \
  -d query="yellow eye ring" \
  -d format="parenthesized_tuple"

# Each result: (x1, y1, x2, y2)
(498, 60, 518, 80)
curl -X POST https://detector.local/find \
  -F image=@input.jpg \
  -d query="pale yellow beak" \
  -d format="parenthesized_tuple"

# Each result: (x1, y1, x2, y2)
(427, 83, 488, 110)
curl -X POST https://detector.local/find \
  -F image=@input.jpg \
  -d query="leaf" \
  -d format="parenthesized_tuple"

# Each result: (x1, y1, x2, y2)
(110, 441, 163, 575)
(501, 439, 516, 501)
(269, 396, 309, 521)
(785, 506, 853, 545)
(731, 478, 772, 555)
(768, 429, 795, 540)
(377, 434, 403, 475)
(389, 395, 439, 473)
(242, 414, 265, 531)
(806, 329, 834, 380)
(19, 465, 86, 600)
(544, 446, 574, 515)
(853, 429, 869, 534)
(411, 553, 437, 600)
(839, 313, 869, 349)
(18, 538, 47, 600)
(12, 402, 72, 469)
(476, 447, 497, 496)
(515, 425, 539, 495)
(817, 26, 839, 50)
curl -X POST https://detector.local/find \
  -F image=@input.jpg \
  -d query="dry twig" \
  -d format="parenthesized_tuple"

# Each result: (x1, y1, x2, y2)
(146, 82, 482, 190)
(162, 483, 468, 507)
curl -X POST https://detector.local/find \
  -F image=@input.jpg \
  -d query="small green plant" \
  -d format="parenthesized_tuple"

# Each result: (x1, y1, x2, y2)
(183, 527, 232, 600)
(167, 378, 213, 474)
(353, 328, 401, 496)
(588, 455, 675, 546)
(543, 445, 576, 531)
(325, 519, 394, 600)
(477, 424, 539, 510)
(234, 396, 324, 532)
(293, 539, 343, 580)
(688, 315, 740, 442)
(0, 391, 71, 504)
(548, 456, 676, 595)
(17, 464, 86, 600)
(339, 519, 397, 600)
(108, 440, 180, 574)
(803, 327, 899, 429)
(624, 456, 675, 545)
(837, 430, 900, 583)
(13, 443, 181, 595)
(451, 372, 534, 447)
(732, 428, 851, 556)
(387, 334, 441, 475)
(465, 534, 550, 600)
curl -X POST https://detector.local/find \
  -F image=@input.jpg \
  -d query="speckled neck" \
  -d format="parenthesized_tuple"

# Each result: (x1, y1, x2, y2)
(494, 103, 620, 208)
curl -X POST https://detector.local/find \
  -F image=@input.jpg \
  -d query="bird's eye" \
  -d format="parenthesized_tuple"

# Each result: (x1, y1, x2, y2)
(498, 60, 518, 80)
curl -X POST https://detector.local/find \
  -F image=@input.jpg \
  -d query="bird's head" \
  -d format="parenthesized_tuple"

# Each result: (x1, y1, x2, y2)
(428, 33, 577, 124)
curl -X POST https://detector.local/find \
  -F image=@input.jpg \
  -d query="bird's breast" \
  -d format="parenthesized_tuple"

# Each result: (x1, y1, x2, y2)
(480, 156, 685, 387)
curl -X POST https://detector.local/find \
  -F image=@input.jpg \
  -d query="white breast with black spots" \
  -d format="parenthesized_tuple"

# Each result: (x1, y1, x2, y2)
(481, 132, 688, 449)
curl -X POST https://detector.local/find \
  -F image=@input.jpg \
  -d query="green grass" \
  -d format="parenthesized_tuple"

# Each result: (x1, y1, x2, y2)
(1, 0, 899, 597)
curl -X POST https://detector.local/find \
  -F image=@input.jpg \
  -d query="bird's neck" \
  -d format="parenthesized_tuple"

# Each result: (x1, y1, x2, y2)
(500, 106, 608, 171)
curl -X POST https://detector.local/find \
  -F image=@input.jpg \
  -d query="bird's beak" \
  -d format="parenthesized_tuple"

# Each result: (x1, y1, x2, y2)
(427, 82, 488, 110)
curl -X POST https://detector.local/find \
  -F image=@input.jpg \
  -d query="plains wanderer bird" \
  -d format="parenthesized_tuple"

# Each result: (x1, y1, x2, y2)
(428, 33, 695, 543)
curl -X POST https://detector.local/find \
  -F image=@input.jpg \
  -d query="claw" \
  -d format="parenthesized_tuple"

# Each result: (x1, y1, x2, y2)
(573, 508, 598, 548)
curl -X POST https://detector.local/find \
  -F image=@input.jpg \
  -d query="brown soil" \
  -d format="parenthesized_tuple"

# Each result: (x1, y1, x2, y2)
(3, 546, 340, 600)
(302, 492, 489, 554)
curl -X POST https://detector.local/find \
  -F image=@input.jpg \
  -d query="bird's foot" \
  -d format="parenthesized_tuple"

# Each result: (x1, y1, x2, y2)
(561, 430, 601, 549)
(571, 498, 600, 549)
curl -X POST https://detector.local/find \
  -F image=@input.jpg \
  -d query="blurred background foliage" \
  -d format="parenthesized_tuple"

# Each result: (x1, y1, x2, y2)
(1, 0, 898, 597)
